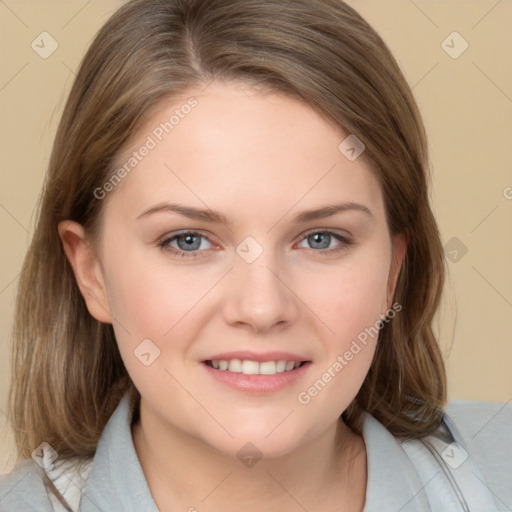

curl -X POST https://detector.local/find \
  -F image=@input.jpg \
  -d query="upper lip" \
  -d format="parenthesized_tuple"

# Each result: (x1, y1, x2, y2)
(202, 351, 311, 363)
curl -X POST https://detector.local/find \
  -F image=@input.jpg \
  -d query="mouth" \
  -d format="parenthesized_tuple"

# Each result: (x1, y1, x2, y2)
(203, 359, 309, 375)
(200, 351, 312, 394)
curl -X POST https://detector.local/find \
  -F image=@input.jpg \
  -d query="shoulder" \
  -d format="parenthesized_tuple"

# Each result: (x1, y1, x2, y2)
(445, 399, 512, 454)
(0, 458, 54, 511)
(0, 447, 93, 512)
(445, 399, 512, 509)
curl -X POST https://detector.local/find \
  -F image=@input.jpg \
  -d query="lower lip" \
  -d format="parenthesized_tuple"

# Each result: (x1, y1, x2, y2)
(201, 362, 311, 395)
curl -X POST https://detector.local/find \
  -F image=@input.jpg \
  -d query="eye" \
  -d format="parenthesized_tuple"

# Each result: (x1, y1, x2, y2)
(158, 229, 352, 259)
(158, 231, 214, 258)
(296, 230, 352, 254)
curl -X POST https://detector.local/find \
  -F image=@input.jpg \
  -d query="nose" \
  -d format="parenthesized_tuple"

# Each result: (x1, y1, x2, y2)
(221, 249, 300, 333)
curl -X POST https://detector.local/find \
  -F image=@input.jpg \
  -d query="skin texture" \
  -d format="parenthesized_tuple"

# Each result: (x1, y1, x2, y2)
(59, 80, 406, 511)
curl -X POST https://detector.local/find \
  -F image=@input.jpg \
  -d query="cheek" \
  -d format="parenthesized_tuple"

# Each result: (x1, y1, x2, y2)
(301, 248, 391, 345)
(294, 260, 390, 414)
(290, 248, 392, 393)
(104, 255, 217, 399)
(104, 248, 219, 335)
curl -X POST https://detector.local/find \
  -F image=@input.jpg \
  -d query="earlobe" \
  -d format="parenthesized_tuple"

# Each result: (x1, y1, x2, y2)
(58, 220, 112, 323)
(386, 229, 409, 308)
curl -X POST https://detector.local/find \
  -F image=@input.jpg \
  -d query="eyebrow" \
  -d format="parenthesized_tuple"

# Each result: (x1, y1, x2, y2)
(136, 201, 374, 224)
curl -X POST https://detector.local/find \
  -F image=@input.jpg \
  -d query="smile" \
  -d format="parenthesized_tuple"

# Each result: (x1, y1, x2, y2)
(201, 357, 312, 394)
(205, 359, 305, 375)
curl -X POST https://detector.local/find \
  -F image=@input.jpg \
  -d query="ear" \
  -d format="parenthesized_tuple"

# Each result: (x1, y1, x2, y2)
(386, 229, 409, 308)
(58, 220, 112, 323)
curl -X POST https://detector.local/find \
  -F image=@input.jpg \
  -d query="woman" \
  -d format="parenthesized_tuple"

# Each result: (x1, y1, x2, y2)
(1, 0, 510, 511)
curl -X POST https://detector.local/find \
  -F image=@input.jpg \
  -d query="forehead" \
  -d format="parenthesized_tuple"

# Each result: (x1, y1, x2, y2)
(104, 80, 384, 222)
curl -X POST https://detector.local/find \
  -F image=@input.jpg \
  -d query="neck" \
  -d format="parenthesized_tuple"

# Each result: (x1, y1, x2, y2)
(131, 400, 367, 512)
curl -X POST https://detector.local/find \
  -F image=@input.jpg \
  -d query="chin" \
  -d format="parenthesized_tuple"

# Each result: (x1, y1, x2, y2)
(196, 416, 313, 461)
(208, 434, 304, 462)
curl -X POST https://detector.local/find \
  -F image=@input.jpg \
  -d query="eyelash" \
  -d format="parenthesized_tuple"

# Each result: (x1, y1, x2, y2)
(158, 229, 352, 258)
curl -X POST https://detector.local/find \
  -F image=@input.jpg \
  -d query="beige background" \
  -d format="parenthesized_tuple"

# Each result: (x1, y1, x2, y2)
(1, 1, 511, 473)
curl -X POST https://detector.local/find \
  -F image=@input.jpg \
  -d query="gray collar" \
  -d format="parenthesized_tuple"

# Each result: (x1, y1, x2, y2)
(361, 412, 431, 511)
(79, 392, 431, 511)
(80, 393, 158, 512)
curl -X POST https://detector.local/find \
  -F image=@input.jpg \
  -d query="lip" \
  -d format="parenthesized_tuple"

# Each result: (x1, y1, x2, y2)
(202, 350, 310, 363)
(200, 355, 312, 395)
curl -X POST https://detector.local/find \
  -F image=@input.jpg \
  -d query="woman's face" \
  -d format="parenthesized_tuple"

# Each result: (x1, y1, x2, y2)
(79, 80, 405, 457)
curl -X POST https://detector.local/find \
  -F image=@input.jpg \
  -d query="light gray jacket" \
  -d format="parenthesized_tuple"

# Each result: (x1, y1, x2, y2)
(1, 394, 511, 511)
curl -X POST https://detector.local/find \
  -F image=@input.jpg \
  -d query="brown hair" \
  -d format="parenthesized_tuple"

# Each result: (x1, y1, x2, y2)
(9, 0, 446, 461)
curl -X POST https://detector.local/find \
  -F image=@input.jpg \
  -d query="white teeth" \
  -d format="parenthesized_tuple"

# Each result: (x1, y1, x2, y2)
(228, 359, 242, 373)
(259, 361, 277, 375)
(276, 360, 287, 373)
(242, 360, 260, 375)
(209, 358, 303, 375)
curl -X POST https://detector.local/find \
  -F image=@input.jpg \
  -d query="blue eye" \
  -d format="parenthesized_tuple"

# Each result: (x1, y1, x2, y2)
(159, 231, 213, 257)
(158, 229, 351, 258)
(297, 230, 352, 254)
